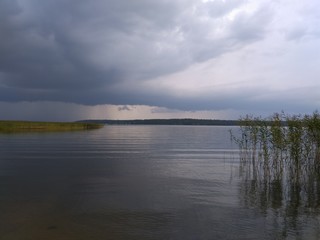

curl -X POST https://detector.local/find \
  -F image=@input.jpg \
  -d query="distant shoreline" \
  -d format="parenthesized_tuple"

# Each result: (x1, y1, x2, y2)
(77, 119, 241, 126)
(0, 120, 103, 133)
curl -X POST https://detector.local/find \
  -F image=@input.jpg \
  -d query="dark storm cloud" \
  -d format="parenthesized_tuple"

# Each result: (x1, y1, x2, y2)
(0, 0, 273, 110)
(0, 0, 122, 90)
(118, 105, 131, 111)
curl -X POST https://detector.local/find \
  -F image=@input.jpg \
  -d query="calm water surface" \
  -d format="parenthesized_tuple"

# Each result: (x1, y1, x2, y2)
(0, 125, 319, 239)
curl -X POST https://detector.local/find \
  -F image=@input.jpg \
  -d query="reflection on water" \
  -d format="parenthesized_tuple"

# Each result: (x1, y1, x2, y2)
(238, 152, 320, 239)
(0, 126, 320, 239)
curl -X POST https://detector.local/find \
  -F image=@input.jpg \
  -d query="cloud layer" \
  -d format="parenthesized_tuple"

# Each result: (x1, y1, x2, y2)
(1, 0, 320, 116)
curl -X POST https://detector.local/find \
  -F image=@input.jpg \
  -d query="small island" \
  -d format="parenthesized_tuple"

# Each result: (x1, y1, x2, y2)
(0, 120, 104, 133)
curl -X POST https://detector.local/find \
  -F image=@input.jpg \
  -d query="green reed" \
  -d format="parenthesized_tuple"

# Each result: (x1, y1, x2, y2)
(232, 112, 320, 236)
(230, 111, 320, 184)
(0, 120, 103, 133)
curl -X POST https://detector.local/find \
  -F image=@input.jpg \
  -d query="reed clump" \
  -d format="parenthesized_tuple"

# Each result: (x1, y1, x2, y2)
(0, 120, 103, 133)
(231, 111, 320, 204)
(231, 112, 320, 236)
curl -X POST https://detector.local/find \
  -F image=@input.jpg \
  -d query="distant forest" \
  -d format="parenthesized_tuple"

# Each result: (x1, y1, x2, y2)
(77, 119, 240, 126)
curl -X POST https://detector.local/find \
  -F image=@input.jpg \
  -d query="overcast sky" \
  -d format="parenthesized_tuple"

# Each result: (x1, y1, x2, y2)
(1, 0, 320, 121)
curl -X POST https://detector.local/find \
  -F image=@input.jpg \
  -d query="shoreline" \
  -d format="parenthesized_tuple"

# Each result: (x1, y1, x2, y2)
(0, 120, 104, 133)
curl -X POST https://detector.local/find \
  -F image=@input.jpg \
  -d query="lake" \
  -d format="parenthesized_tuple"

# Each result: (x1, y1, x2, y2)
(0, 125, 319, 239)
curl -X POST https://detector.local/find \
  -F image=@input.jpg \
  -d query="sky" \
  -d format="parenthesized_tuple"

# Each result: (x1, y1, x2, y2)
(1, 0, 320, 121)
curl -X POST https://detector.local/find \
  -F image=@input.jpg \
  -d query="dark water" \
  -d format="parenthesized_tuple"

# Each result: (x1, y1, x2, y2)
(0, 125, 319, 239)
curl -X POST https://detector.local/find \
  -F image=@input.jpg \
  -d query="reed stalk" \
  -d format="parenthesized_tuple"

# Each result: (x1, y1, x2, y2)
(235, 112, 320, 238)
(231, 111, 320, 205)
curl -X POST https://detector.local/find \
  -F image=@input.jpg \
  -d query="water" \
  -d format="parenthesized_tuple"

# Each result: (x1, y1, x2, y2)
(0, 125, 319, 239)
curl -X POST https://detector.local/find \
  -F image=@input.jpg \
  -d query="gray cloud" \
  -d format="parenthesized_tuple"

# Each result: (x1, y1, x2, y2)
(118, 105, 131, 111)
(0, 0, 275, 111)
(229, 6, 272, 42)
(205, 0, 245, 18)
(285, 27, 308, 41)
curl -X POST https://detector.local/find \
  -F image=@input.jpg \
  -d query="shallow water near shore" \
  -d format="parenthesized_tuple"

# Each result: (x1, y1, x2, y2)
(0, 125, 319, 239)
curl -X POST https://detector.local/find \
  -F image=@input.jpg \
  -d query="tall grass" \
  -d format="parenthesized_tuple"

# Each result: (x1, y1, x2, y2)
(231, 111, 320, 212)
(230, 113, 320, 238)
(231, 112, 320, 180)
(0, 120, 103, 133)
